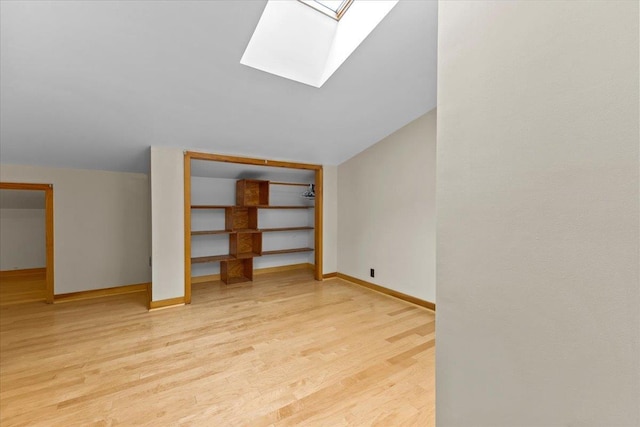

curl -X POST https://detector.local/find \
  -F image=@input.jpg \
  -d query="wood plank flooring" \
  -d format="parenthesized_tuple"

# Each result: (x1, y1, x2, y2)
(0, 269, 46, 306)
(0, 269, 435, 426)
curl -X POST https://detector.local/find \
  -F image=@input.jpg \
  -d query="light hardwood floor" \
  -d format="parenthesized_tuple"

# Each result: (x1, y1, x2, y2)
(0, 269, 435, 426)
(0, 269, 46, 306)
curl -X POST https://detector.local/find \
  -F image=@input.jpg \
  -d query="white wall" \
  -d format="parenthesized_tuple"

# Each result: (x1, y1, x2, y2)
(323, 165, 338, 274)
(0, 164, 151, 293)
(150, 146, 184, 301)
(436, 2, 639, 426)
(0, 208, 46, 270)
(337, 109, 437, 302)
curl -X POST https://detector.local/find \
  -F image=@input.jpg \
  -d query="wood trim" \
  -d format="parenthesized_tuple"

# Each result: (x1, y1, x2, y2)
(184, 151, 322, 171)
(1, 182, 54, 303)
(336, 0, 355, 20)
(149, 296, 186, 310)
(314, 167, 323, 280)
(54, 283, 149, 303)
(336, 273, 435, 311)
(0, 267, 46, 278)
(184, 152, 192, 304)
(0, 182, 51, 191)
(322, 272, 337, 279)
(44, 184, 54, 304)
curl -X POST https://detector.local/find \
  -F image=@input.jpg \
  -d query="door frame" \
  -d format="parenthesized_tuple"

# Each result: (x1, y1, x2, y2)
(183, 151, 323, 304)
(0, 182, 54, 303)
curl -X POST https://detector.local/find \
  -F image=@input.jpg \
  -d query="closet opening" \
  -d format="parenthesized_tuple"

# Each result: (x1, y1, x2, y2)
(183, 152, 323, 304)
(0, 182, 54, 304)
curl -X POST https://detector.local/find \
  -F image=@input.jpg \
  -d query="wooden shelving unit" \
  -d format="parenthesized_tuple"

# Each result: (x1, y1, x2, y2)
(191, 178, 314, 285)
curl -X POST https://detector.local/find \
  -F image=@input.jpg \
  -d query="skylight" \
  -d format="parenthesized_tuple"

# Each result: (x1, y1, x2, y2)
(299, 0, 354, 20)
(241, 0, 399, 88)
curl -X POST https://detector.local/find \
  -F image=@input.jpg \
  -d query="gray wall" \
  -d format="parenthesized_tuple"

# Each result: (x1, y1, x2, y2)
(436, 1, 639, 426)
(150, 147, 185, 302)
(0, 164, 151, 293)
(0, 208, 46, 270)
(338, 108, 437, 302)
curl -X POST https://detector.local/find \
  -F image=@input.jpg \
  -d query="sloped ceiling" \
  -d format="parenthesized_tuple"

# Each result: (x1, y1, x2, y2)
(0, 0, 437, 173)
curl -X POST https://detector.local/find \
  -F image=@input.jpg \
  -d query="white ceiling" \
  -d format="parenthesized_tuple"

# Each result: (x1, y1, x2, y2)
(0, 0, 437, 174)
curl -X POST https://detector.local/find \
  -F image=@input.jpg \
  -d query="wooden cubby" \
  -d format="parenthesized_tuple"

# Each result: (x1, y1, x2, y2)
(225, 206, 258, 231)
(221, 258, 253, 284)
(230, 232, 262, 258)
(236, 179, 269, 206)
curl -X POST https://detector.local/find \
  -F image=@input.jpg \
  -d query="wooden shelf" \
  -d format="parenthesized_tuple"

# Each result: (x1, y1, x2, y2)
(260, 226, 314, 232)
(191, 228, 263, 235)
(255, 205, 313, 209)
(191, 254, 233, 263)
(235, 252, 261, 259)
(262, 248, 314, 256)
(191, 205, 232, 209)
(191, 229, 232, 235)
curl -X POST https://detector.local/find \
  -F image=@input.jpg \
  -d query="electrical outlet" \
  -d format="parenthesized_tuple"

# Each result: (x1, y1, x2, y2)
(370, 268, 375, 278)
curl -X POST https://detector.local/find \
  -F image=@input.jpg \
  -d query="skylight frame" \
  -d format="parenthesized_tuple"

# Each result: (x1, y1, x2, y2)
(298, 0, 355, 21)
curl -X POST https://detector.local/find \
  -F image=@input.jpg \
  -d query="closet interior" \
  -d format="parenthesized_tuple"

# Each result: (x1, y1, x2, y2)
(188, 159, 318, 285)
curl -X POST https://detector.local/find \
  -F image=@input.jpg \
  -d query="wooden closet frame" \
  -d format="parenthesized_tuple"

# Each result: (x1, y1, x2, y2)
(0, 182, 54, 303)
(183, 151, 323, 304)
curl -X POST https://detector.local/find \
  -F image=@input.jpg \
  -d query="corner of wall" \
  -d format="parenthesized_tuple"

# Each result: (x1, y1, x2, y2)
(150, 146, 186, 301)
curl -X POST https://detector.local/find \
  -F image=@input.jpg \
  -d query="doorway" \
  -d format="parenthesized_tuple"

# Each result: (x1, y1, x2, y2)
(0, 183, 54, 304)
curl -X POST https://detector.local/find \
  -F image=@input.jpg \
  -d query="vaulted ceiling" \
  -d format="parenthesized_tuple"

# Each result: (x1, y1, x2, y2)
(0, 0, 437, 173)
